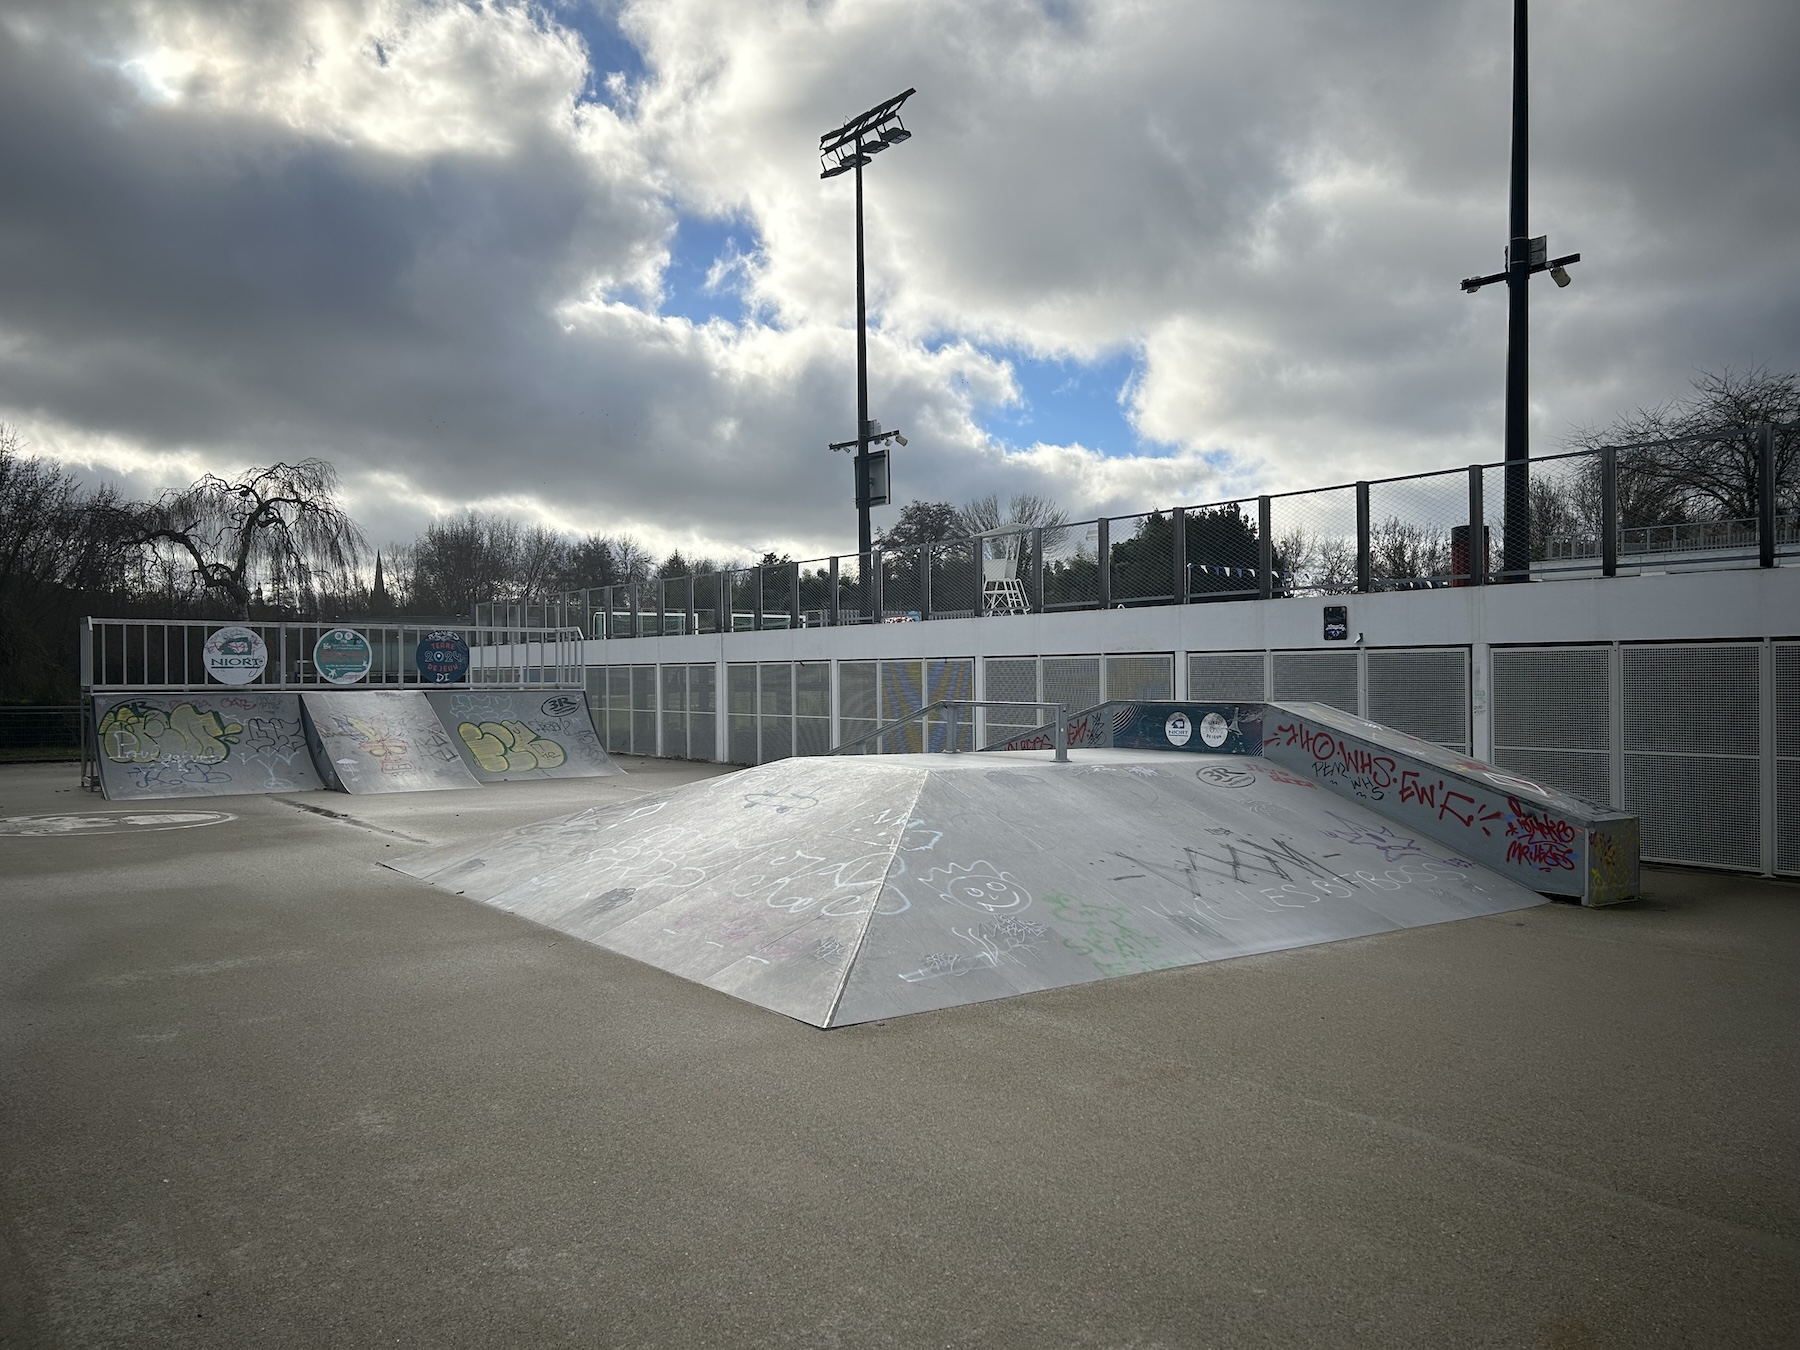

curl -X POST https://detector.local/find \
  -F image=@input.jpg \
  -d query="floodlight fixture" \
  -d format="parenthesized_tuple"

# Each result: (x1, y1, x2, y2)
(1550, 264, 1571, 287)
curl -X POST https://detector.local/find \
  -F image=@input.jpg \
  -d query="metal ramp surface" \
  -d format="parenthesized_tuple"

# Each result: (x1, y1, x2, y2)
(425, 689, 618, 783)
(389, 750, 1546, 1027)
(93, 692, 324, 799)
(300, 690, 479, 794)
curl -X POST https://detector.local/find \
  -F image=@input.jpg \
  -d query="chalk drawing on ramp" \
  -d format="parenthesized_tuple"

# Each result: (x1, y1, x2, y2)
(389, 750, 1547, 1027)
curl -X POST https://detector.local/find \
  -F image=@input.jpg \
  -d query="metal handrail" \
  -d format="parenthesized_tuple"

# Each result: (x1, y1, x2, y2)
(832, 699, 1070, 762)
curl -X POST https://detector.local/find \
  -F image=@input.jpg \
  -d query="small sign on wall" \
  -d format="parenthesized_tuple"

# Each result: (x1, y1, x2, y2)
(1323, 605, 1349, 641)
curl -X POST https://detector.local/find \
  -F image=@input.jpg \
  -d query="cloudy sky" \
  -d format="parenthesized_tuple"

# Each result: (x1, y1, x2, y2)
(1, 0, 1796, 563)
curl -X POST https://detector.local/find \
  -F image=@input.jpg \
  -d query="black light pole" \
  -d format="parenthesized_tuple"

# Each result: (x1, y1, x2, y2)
(820, 89, 916, 557)
(1461, 0, 1580, 580)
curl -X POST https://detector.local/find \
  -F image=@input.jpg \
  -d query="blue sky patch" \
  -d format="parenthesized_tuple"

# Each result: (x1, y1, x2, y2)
(548, 0, 647, 108)
(977, 348, 1153, 458)
(659, 215, 758, 325)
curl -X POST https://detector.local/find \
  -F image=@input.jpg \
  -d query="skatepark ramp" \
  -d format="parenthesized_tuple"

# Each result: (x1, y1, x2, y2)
(91, 689, 618, 799)
(989, 699, 1638, 906)
(390, 746, 1551, 1028)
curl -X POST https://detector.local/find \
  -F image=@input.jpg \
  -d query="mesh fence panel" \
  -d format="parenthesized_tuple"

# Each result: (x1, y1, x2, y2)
(1043, 521, 1101, 610)
(882, 549, 927, 621)
(1109, 512, 1177, 607)
(1269, 486, 1357, 598)
(798, 562, 834, 627)
(927, 541, 981, 619)
(1184, 500, 1261, 601)
(1367, 470, 1470, 589)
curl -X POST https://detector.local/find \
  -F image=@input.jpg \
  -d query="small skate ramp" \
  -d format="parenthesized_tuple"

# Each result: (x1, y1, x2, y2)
(425, 690, 619, 782)
(93, 692, 324, 799)
(390, 750, 1546, 1027)
(300, 690, 479, 794)
(1262, 702, 1639, 905)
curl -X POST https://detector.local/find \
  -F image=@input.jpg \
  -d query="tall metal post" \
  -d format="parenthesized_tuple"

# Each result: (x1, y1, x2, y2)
(1171, 506, 1187, 604)
(1502, 0, 1532, 581)
(1355, 482, 1372, 593)
(1096, 518, 1111, 609)
(1758, 422, 1777, 568)
(828, 556, 840, 626)
(854, 154, 871, 559)
(1600, 445, 1619, 577)
(1257, 496, 1273, 600)
(1469, 464, 1488, 586)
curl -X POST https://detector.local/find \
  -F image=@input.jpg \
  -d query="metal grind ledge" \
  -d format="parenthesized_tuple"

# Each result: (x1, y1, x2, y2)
(388, 750, 1547, 1027)
(1261, 701, 1640, 906)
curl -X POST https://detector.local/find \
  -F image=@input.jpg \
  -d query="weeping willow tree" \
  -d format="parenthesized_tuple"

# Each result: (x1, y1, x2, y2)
(130, 459, 366, 617)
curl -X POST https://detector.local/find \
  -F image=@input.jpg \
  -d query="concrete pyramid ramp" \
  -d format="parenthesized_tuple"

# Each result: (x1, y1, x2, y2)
(301, 690, 479, 793)
(390, 750, 1547, 1027)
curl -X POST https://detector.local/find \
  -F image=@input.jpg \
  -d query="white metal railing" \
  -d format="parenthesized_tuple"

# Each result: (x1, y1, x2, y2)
(81, 618, 584, 693)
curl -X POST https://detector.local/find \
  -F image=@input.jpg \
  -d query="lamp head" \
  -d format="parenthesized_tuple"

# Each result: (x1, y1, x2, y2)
(1550, 265, 1572, 288)
(894, 433, 907, 446)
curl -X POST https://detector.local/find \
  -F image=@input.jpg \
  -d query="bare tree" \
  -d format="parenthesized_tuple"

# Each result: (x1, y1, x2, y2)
(127, 459, 365, 617)
(1564, 366, 1799, 525)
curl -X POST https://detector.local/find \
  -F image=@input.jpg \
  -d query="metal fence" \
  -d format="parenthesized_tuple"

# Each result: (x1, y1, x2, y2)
(0, 706, 83, 758)
(478, 421, 1797, 641)
(82, 619, 585, 691)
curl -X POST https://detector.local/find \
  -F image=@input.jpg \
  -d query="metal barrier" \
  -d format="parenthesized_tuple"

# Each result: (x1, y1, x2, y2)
(81, 618, 584, 691)
(0, 706, 83, 759)
(503, 419, 1796, 641)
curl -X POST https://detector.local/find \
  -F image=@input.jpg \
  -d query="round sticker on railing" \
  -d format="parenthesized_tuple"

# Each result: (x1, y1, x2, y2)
(1164, 711, 1193, 747)
(313, 628, 372, 684)
(202, 625, 267, 686)
(416, 631, 470, 684)
(1200, 712, 1231, 748)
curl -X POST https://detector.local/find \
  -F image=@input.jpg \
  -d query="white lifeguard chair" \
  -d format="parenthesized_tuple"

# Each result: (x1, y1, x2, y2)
(979, 530, 1031, 616)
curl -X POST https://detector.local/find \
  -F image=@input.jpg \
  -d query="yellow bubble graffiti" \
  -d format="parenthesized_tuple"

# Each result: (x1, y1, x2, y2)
(458, 720, 567, 773)
(99, 702, 244, 765)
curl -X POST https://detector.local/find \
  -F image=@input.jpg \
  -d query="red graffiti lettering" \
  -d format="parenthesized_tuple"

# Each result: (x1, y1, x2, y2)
(1437, 791, 1477, 828)
(1503, 797, 1577, 871)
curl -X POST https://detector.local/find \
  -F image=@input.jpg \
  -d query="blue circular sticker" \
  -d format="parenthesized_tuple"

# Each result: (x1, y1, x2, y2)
(416, 631, 470, 684)
(313, 628, 372, 684)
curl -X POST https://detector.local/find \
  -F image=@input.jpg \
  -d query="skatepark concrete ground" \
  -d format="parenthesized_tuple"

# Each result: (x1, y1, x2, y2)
(1, 759, 1795, 1349)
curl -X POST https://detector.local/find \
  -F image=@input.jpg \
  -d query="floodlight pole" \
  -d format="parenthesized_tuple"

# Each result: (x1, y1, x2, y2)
(855, 150, 871, 556)
(1503, 0, 1530, 581)
(1460, 0, 1580, 582)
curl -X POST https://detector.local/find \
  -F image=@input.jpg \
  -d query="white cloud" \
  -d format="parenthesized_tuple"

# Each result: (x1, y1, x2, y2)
(0, 0, 1794, 566)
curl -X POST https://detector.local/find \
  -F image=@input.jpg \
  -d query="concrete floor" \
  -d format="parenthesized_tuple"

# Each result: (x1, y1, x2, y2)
(1, 759, 1795, 1349)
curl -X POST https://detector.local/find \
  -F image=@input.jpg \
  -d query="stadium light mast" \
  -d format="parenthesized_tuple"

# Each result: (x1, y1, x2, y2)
(819, 88, 916, 557)
(1459, 0, 1581, 580)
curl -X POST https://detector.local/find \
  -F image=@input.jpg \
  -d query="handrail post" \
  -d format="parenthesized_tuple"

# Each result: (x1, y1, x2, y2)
(1097, 518, 1111, 609)
(1469, 465, 1488, 585)
(629, 582, 640, 638)
(945, 701, 959, 753)
(1053, 703, 1069, 763)
(1031, 527, 1045, 612)
(1257, 496, 1273, 600)
(685, 574, 697, 635)
(1355, 481, 1372, 593)
(828, 556, 840, 626)
(871, 550, 885, 623)
(656, 575, 667, 636)
(790, 560, 802, 629)
(753, 565, 764, 631)
(1758, 422, 1776, 568)
(1171, 506, 1187, 604)
(1600, 446, 1618, 578)
(920, 546, 932, 621)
